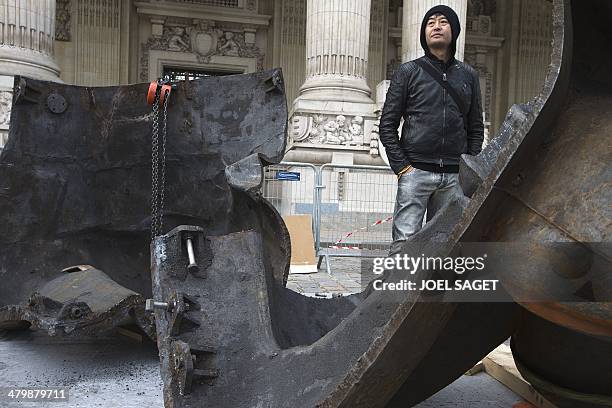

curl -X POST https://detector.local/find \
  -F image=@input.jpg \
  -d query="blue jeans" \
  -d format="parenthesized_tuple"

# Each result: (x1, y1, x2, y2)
(392, 167, 461, 241)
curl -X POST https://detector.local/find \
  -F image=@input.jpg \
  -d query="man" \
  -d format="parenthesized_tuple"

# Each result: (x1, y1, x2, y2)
(379, 5, 484, 242)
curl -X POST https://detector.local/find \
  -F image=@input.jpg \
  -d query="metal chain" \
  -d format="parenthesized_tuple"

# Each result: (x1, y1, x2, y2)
(151, 92, 161, 240)
(158, 90, 170, 236)
(150, 86, 171, 240)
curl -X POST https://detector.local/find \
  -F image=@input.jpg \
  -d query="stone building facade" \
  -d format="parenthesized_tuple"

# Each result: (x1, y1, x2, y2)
(0, 0, 554, 165)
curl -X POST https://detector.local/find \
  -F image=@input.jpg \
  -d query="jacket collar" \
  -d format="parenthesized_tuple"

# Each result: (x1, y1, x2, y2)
(424, 53, 456, 70)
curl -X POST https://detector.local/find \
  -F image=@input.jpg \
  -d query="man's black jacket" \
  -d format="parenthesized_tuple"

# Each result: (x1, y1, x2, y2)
(379, 55, 484, 174)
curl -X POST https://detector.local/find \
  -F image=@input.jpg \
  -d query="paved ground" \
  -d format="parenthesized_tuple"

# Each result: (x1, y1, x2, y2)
(0, 331, 163, 408)
(286, 257, 371, 295)
(0, 330, 525, 408)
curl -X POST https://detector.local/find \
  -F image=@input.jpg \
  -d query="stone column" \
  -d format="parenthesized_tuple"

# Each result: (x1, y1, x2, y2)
(0, 0, 61, 147)
(0, 0, 61, 80)
(295, 0, 375, 108)
(288, 0, 381, 168)
(402, 0, 468, 62)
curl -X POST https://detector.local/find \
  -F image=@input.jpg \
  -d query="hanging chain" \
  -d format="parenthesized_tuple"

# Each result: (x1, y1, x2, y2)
(150, 80, 172, 240)
(158, 90, 170, 236)
(151, 92, 161, 240)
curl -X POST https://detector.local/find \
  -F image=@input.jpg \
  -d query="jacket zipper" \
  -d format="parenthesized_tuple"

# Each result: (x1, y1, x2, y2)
(441, 71, 447, 168)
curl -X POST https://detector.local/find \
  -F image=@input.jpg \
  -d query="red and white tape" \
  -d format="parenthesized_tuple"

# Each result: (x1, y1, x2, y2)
(328, 245, 362, 250)
(328, 216, 393, 250)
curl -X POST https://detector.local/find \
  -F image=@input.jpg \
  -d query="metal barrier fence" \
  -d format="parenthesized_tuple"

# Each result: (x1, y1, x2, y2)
(261, 162, 397, 274)
(262, 161, 319, 239)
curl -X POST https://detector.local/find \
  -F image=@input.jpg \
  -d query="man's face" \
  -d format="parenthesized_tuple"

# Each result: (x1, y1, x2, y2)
(425, 13, 452, 51)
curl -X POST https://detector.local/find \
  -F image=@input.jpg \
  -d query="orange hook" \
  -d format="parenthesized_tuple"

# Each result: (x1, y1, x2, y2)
(147, 81, 173, 106)
(147, 81, 158, 106)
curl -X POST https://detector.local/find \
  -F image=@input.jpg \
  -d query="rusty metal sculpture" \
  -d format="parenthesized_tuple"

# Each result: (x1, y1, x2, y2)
(0, 69, 290, 338)
(149, 1, 609, 407)
(0, 0, 610, 407)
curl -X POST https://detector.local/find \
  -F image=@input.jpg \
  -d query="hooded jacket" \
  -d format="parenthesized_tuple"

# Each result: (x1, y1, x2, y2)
(379, 5, 484, 174)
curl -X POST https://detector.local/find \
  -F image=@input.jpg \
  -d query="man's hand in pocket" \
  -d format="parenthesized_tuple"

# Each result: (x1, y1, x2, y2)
(397, 165, 414, 179)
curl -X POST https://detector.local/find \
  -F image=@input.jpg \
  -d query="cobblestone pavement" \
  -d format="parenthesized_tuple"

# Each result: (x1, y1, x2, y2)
(286, 257, 374, 296)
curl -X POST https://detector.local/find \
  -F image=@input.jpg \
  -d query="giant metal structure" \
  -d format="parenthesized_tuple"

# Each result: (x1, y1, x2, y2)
(0, 1, 610, 407)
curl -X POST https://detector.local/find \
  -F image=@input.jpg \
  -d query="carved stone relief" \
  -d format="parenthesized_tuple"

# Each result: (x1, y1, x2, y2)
(56, 0, 72, 41)
(369, 111, 381, 157)
(140, 19, 264, 81)
(0, 91, 12, 126)
(467, 0, 496, 19)
(467, 0, 496, 36)
(291, 114, 366, 147)
(0, 90, 12, 147)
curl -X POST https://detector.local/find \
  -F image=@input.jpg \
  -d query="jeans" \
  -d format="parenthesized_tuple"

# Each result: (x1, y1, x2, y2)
(392, 168, 461, 241)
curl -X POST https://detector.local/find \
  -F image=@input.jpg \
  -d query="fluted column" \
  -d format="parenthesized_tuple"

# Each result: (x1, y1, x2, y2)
(0, 0, 61, 80)
(0, 0, 61, 147)
(402, 0, 468, 62)
(297, 0, 374, 104)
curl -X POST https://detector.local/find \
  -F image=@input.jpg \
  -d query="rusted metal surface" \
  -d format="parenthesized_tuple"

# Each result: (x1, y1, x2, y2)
(150, 0, 607, 406)
(151, 224, 515, 408)
(147, 1, 574, 406)
(479, 0, 612, 405)
(0, 69, 290, 337)
(511, 311, 612, 408)
(0, 265, 153, 337)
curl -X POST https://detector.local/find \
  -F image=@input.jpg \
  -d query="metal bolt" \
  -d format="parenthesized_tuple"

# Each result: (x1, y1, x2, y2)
(145, 299, 174, 312)
(185, 237, 198, 272)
